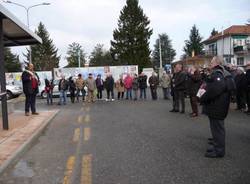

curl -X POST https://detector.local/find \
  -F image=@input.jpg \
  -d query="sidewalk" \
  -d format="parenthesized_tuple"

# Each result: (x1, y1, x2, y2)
(0, 110, 59, 174)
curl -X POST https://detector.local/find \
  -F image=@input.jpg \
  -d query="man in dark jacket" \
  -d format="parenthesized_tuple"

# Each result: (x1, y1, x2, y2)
(170, 64, 186, 113)
(58, 75, 68, 105)
(138, 73, 147, 99)
(105, 73, 115, 101)
(234, 67, 247, 111)
(245, 62, 250, 115)
(22, 63, 40, 116)
(148, 72, 159, 100)
(200, 56, 231, 158)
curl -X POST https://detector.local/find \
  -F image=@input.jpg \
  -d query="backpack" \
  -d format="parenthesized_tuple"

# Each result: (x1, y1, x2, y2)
(215, 68, 236, 95)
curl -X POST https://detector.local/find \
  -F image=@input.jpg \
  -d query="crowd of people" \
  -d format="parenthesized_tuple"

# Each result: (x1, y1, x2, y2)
(22, 57, 250, 158)
(44, 72, 169, 105)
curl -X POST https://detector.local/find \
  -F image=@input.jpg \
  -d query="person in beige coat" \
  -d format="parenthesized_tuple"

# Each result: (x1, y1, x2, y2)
(86, 73, 96, 103)
(116, 75, 125, 100)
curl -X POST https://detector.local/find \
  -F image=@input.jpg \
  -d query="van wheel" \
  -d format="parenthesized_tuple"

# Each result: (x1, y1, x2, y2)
(6, 91, 13, 100)
(41, 91, 47, 99)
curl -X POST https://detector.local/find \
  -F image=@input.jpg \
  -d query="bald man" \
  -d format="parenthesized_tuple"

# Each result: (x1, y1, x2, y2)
(21, 63, 40, 116)
(200, 56, 231, 158)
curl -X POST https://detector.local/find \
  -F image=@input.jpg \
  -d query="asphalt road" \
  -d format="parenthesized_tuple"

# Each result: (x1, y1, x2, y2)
(0, 94, 250, 184)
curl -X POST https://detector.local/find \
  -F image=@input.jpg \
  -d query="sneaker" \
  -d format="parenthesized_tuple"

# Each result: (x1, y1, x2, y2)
(32, 112, 39, 115)
(111, 99, 115, 101)
(25, 112, 29, 116)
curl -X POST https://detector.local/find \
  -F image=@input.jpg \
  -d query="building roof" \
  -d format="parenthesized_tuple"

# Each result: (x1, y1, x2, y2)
(0, 4, 42, 47)
(203, 25, 250, 44)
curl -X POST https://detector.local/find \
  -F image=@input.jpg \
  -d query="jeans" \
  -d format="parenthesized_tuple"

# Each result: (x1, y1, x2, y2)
(25, 94, 36, 113)
(59, 90, 67, 105)
(76, 88, 85, 101)
(140, 88, 147, 99)
(46, 91, 53, 105)
(162, 87, 170, 99)
(126, 88, 132, 99)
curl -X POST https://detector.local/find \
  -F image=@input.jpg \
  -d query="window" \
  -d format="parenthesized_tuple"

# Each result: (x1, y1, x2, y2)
(237, 57, 244, 66)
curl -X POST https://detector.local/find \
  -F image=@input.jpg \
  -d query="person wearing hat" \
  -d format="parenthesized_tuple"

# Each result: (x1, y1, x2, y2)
(245, 62, 250, 114)
(86, 73, 96, 103)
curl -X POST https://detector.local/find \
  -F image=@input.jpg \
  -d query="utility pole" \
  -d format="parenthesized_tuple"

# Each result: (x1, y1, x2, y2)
(159, 35, 163, 78)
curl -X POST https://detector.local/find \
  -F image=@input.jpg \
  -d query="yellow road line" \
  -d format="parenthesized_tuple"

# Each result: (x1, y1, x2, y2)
(85, 107, 90, 112)
(73, 128, 80, 142)
(84, 114, 90, 123)
(84, 128, 91, 141)
(81, 154, 92, 184)
(63, 156, 76, 184)
(78, 115, 84, 123)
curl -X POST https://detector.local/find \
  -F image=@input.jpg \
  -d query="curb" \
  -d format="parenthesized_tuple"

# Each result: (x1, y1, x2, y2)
(0, 109, 60, 175)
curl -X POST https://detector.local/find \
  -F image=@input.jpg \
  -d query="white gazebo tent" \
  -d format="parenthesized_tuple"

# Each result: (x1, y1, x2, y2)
(0, 4, 42, 130)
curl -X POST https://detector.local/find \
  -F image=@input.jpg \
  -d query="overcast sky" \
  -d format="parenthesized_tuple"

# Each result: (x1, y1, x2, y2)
(2, 0, 250, 67)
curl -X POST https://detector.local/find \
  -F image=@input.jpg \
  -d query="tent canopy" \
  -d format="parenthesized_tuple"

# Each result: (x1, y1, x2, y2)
(0, 4, 42, 47)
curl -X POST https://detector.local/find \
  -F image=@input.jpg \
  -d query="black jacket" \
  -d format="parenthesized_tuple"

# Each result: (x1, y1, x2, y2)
(200, 65, 230, 120)
(59, 79, 68, 91)
(21, 70, 39, 95)
(246, 69, 250, 91)
(235, 73, 247, 92)
(105, 76, 114, 90)
(138, 75, 147, 89)
(187, 71, 202, 96)
(148, 76, 159, 89)
(173, 71, 187, 91)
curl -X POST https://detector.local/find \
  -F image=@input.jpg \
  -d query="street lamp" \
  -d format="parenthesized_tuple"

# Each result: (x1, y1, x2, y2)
(3, 1, 50, 63)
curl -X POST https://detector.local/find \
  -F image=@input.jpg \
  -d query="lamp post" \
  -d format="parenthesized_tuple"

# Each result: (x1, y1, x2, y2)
(159, 35, 164, 78)
(3, 1, 50, 63)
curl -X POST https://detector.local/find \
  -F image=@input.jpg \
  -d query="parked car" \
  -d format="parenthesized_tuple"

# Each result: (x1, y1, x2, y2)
(0, 84, 23, 100)
(39, 79, 70, 98)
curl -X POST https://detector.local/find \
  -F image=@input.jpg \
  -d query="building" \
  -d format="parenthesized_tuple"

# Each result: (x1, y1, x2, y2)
(203, 25, 250, 66)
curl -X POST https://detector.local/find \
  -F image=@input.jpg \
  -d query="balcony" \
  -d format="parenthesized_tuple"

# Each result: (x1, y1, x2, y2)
(234, 45, 249, 55)
(205, 50, 217, 56)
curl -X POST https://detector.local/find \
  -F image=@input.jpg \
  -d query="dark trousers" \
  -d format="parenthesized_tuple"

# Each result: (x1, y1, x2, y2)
(76, 89, 85, 101)
(117, 92, 124, 99)
(150, 87, 157, 100)
(70, 90, 75, 103)
(174, 90, 185, 112)
(209, 117, 225, 155)
(97, 88, 103, 99)
(46, 91, 53, 105)
(25, 94, 36, 113)
(140, 88, 147, 99)
(133, 89, 138, 100)
(107, 89, 114, 99)
(236, 90, 246, 109)
(190, 95, 198, 114)
(246, 90, 250, 112)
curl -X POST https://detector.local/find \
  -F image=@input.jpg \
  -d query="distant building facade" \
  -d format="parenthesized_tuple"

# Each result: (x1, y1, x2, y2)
(203, 25, 250, 66)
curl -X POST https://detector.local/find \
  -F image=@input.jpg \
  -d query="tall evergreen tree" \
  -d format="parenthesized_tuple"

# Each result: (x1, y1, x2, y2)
(211, 28, 218, 36)
(110, 0, 153, 71)
(183, 25, 204, 57)
(65, 42, 86, 68)
(152, 33, 176, 68)
(24, 22, 60, 71)
(4, 48, 22, 72)
(89, 44, 115, 66)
